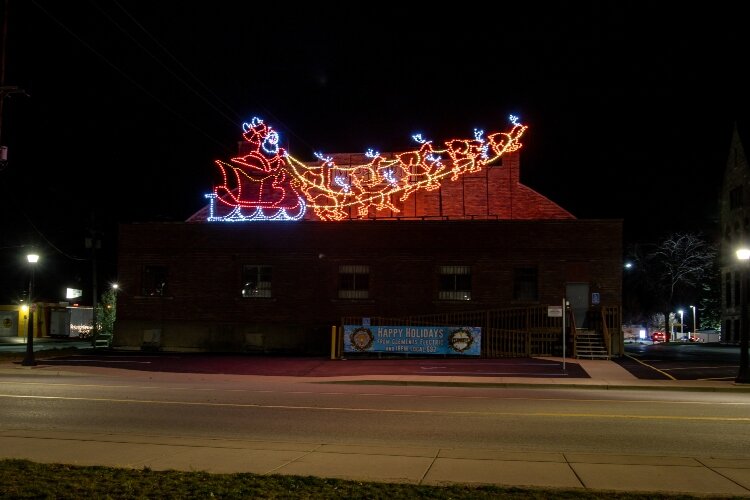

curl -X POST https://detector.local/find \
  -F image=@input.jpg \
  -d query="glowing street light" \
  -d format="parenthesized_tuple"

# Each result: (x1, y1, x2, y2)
(735, 248, 750, 384)
(690, 305, 697, 336)
(22, 252, 39, 367)
(678, 309, 684, 340)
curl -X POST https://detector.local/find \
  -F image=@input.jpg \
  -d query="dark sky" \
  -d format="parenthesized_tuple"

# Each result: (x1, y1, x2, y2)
(1, 1, 747, 302)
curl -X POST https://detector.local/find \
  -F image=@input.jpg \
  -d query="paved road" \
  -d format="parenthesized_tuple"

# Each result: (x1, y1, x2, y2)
(620, 342, 741, 381)
(2, 338, 744, 382)
(0, 337, 92, 353)
(28, 351, 591, 378)
(1, 356, 749, 497)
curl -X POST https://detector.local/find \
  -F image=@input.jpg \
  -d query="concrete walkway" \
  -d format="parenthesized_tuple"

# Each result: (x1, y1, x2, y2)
(2, 355, 750, 497)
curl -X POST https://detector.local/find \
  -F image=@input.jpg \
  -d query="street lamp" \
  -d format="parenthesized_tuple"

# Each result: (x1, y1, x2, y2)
(21, 252, 39, 367)
(735, 248, 750, 384)
(690, 305, 697, 336)
(670, 313, 674, 340)
(678, 309, 684, 340)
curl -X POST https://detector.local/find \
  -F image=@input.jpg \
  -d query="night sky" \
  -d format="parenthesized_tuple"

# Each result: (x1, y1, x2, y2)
(0, 1, 747, 303)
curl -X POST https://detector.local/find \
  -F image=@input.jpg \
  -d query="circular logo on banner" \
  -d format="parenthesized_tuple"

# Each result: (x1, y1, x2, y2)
(349, 327, 374, 351)
(448, 328, 474, 353)
(2, 318, 11, 329)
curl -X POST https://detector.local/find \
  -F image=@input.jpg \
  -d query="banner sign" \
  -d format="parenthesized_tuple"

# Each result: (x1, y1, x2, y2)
(0, 311, 17, 337)
(343, 325, 481, 356)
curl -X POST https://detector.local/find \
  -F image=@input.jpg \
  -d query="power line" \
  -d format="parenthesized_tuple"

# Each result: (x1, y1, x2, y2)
(31, 0, 230, 152)
(96, 1, 241, 127)
(107, 0, 317, 151)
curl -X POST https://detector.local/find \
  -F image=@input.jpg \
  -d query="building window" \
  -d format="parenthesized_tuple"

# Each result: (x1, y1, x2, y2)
(142, 265, 167, 296)
(726, 319, 733, 341)
(725, 272, 732, 307)
(338, 264, 370, 299)
(730, 187, 743, 209)
(734, 272, 740, 308)
(439, 265, 471, 300)
(513, 267, 539, 301)
(242, 265, 272, 298)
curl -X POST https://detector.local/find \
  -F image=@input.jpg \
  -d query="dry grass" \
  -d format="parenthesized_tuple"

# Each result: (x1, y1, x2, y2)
(0, 459, 717, 499)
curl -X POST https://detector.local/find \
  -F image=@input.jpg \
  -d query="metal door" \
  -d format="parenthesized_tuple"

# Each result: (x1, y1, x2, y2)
(565, 283, 589, 328)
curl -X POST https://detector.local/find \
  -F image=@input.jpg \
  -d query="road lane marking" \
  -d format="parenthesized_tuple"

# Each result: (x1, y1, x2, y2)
(39, 359, 153, 364)
(1, 393, 749, 421)
(624, 353, 676, 380)
(666, 365, 739, 370)
(1, 381, 749, 405)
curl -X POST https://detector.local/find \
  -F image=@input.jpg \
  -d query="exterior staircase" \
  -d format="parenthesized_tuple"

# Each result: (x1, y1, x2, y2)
(92, 332, 113, 349)
(574, 329, 609, 359)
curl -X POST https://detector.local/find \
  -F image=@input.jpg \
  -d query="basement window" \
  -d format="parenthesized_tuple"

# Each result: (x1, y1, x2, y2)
(730, 187, 743, 209)
(513, 267, 538, 301)
(242, 265, 272, 298)
(338, 264, 370, 299)
(438, 265, 472, 300)
(142, 265, 168, 297)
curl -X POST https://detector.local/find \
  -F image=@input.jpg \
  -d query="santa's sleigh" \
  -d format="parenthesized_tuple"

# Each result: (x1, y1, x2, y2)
(206, 159, 306, 221)
(204, 114, 526, 222)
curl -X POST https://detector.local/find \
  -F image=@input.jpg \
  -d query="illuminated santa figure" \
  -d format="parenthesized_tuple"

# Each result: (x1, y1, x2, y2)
(209, 117, 306, 221)
(204, 115, 527, 222)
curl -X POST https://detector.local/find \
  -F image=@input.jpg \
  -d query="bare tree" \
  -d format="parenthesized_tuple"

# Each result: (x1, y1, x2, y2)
(649, 233, 717, 341)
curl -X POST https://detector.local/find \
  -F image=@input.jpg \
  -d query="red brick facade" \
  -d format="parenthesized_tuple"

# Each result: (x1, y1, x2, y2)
(117, 146, 618, 354)
(188, 151, 574, 222)
(114, 219, 622, 353)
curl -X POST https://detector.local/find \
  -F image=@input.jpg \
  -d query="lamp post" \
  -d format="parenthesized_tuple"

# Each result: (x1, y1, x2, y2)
(678, 309, 684, 340)
(670, 313, 674, 340)
(735, 248, 750, 384)
(690, 305, 697, 336)
(21, 252, 39, 367)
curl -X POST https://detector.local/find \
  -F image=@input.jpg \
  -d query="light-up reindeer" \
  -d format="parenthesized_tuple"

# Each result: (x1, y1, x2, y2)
(207, 115, 527, 221)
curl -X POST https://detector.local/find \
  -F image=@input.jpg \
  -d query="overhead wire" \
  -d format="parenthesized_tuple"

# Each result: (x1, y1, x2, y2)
(21, 0, 325, 261)
(30, 0, 230, 151)
(94, 0, 241, 128)
(21, 211, 87, 261)
(107, 0, 318, 151)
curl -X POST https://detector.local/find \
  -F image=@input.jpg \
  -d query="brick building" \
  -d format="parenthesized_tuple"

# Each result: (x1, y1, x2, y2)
(112, 119, 623, 355)
(721, 122, 750, 344)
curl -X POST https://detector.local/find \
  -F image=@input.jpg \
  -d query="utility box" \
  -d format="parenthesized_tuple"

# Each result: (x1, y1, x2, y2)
(142, 329, 161, 349)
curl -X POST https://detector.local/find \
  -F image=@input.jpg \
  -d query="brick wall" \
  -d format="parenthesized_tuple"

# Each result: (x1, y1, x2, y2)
(188, 151, 574, 222)
(114, 219, 622, 352)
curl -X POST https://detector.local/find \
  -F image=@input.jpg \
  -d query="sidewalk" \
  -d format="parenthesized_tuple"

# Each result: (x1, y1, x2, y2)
(2, 428, 749, 497)
(2, 352, 750, 497)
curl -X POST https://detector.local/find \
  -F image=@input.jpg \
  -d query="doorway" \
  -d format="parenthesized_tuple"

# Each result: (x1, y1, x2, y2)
(566, 283, 589, 329)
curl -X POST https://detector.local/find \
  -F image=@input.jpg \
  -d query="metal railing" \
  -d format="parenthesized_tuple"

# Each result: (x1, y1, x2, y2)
(342, 304, 617, 358)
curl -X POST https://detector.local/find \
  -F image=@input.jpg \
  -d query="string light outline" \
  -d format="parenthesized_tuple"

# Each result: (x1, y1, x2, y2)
(206, 115, 527, 221)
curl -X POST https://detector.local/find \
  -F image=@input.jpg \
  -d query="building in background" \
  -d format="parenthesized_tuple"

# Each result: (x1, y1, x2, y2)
(721, 122, 750, 344)
(113, 118, 623, 356)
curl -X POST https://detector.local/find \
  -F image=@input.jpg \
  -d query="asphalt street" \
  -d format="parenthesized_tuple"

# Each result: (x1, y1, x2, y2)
(1, 337, 743, 382)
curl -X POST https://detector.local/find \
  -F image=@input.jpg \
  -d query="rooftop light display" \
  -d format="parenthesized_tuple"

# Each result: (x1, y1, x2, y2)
(205, 115, 527, 221)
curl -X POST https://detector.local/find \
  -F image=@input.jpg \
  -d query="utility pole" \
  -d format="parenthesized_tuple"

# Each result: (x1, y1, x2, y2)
(0, 0, 28, 171)
(735, 249, 750, 384)
(86, 225, 101, 348)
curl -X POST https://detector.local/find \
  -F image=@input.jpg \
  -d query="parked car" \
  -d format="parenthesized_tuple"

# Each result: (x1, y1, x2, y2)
(651, 331, 666, 342)
(680, 335, 702, 342)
